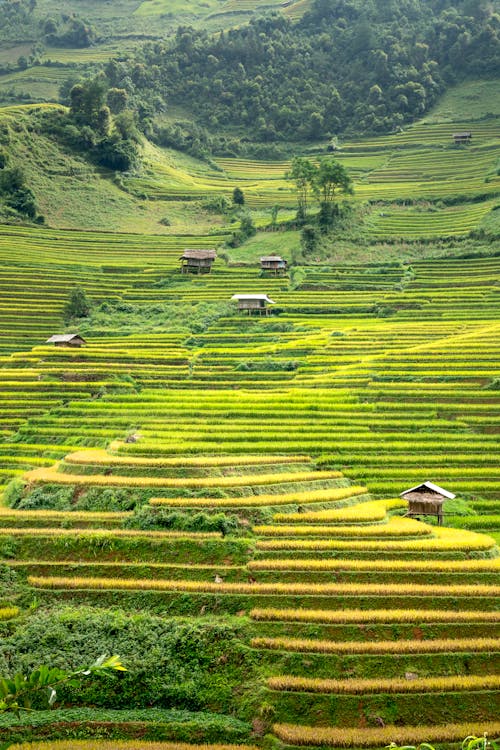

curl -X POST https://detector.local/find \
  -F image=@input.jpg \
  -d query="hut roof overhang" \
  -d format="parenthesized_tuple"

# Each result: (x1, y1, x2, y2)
(260, 255, 285, 262)
(180, 249, 216, 260)
(453, 132, 471, 137)
(46, 334, 87, 344)
(400, 481, 455, 500)
(231, 294, 276, 303)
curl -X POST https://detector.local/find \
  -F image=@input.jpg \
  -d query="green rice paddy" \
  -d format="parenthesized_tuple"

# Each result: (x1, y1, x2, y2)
(0, 78, 499, 749)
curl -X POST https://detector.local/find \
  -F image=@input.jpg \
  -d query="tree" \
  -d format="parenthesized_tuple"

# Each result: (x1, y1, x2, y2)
(0, 655, 125, 716)
(314, 157, 353, 204)
(286, 157, 317, 221)
(232, 186, 244, 205)
(96, 105, 111, 136)
(107, 88, 128, 114)
(0, 167, 38, 219)
(64, 287, 91, 320)
(300, 223, 319, 254)
(69, 78, 107, 128)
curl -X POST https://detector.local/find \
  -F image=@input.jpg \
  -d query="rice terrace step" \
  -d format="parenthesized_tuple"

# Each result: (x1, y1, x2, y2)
(0, 31, 499, 749)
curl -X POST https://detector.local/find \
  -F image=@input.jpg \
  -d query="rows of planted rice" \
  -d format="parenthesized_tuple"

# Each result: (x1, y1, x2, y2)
(0, 113, 499, 744)
(2, 440, 498, 741)
(6, 446, 500, 736)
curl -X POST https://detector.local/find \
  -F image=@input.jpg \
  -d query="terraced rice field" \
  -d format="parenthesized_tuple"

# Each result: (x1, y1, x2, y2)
(1, 242, 499, 743)
(0, 86, 499, 749)
(0, 86, 498, 237)
(3, 449, 499, 745)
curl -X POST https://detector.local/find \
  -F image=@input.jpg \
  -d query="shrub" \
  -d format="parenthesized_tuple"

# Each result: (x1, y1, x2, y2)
(0, 608, 254, 712)
(64, 286, 91, 320)
(126, 507, 241, 536)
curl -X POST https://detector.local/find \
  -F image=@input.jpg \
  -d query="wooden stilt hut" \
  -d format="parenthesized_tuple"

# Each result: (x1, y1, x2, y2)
(453, 132, 472, 145)
(400, 481, 455, 526)
(180, 249, 216, 274)
(231, 294, 276, 315)
(260, 255, 287, 276)
(46, 334, 86, 347)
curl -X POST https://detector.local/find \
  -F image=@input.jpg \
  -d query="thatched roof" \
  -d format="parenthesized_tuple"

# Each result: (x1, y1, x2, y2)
(400, 481, 455, 500)
(231, 294, 276, 303)
(261, 255, 286, 262)
(180, 249, 216, 260)
(453, 132, 471, 138)
(46, 334, 86, 344)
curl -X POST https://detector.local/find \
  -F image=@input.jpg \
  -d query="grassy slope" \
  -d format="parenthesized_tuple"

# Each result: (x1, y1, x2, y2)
(1, 78, 499, 246)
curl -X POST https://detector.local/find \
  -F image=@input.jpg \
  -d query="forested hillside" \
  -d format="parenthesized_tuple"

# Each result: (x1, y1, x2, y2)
(105, 0, 500, 146)
(0, 0, 499, 149)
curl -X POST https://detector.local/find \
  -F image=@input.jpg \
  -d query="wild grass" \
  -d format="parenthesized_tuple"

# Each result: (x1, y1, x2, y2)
(0, 528, 219, 539)
(253, 517, 430, 537)
(248, 558, 500, 572)
(26, 576, 499, 597)
(68, 449, 308, 467)
(150, 485, 366, 508)
(251, 636, 500, 654)
(250, 607, 500, 623)
(272, 498, 405, 523)
(255, 527, 496, 551)
(0, 509, 130, 521)
(267, 673, 500, 694)
(0, 607, 19, 621)
(272, 720, 500, 746)
(9, 742, 260, 750)
(26, 466, 342, 489)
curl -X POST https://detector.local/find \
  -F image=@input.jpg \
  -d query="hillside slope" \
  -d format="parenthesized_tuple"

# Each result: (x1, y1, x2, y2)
(0, 80, 498, 243)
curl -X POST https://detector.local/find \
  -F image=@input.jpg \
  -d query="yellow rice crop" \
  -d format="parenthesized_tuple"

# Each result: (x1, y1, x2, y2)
(268, 673, 500, 694)
(250, 607, 500, 623)
(27, 576, 500, 597)
(251, 636, 500, 654)
(272, 721, 500, 747)
(26, 466, 342, 489)
(0, 509, 130, 521)
(68, 448, 308, 467)
(0, 528, 219, 539)
(253, 517, 430, 537)
(272, 498, 405, 523)
(255, 526, 496, 551)
(248, 557, 500, 572)
(0, 606, 19, 620)
(9, 742, 261, 750)
(150, 485, 367, 508)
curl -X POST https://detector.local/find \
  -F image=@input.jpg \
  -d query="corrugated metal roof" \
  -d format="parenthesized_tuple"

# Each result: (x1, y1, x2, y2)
(261, 256, 286, 262)
(180, 249, 217, 260)
(46, 334, 86, 343)
(231, 294, 276, 303)
(400, 481, 456, 499)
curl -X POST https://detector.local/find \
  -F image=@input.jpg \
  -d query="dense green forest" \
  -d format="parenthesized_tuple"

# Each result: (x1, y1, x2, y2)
(102, 0, 500, 149)
(1, 0, 499, 157)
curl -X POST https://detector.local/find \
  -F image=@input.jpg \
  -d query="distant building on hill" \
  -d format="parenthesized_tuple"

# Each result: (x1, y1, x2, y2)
(400, 481, 456, 526)
(260, 255, 287, 276)
(453, 131, 472, 145)
(180, 249, 216, 274)
(231, 293, 276, 315)
(46, 334, 86, 348)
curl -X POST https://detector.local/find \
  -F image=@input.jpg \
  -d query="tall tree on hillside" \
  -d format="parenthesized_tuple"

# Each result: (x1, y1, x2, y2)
(69, 77, 107, 128)
(64, 287, 91, 320)
(313, 158, 353, 230)
(286, 156, 316, 222)
(314, 158, 353, 204)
